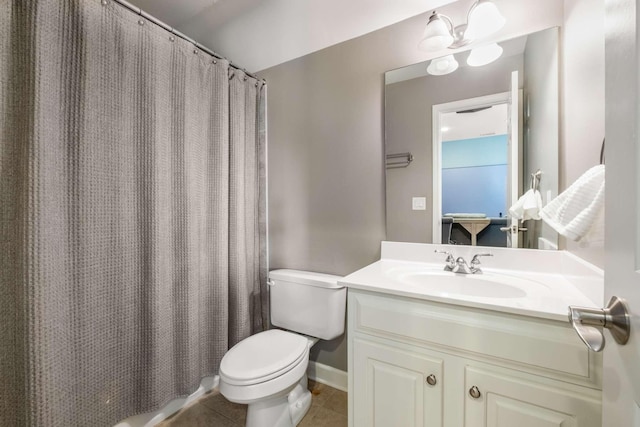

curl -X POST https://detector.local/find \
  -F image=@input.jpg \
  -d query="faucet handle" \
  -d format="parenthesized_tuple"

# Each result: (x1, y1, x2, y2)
(434, 249, 454, 261)
(470, 253, 493, 267)
(434, 250, 455, 271)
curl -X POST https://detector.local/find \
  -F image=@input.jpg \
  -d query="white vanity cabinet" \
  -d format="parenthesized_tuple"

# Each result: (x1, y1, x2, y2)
(347, 289, 603, 427)
(352, 338, 444, 426)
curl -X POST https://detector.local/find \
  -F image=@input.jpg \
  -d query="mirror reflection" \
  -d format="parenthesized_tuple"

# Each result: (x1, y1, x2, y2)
(385, 27, 559, 250)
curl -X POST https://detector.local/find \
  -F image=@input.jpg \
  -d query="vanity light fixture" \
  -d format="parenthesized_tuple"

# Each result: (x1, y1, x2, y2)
(418, 12, 455, 51)
(427, 54, 459, 75)
(467, 42, 503, 66)
(418, 0, 506, 52)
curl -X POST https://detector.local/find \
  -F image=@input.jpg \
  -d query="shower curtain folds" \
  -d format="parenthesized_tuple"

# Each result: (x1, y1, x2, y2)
(0, 1, 268, 426)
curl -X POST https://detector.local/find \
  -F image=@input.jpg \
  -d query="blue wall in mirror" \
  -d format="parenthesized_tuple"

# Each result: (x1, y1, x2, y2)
(442, 135, 508, 217)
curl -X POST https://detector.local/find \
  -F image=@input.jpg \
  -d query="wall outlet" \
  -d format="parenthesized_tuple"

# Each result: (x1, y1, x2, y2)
(412, 197, 427, 210)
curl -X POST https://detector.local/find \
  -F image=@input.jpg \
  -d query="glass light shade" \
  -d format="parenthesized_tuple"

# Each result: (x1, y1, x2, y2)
(465, 0, 506, 40)
(467, 43, 503, 67)
(427, 55, 459, 76)
(418, 16, 454, 51)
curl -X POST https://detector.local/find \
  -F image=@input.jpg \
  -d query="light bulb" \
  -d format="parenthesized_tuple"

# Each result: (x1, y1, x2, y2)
(466, 0, 506, 40)
(467, 43, 503, 67)
(427, 55, 459, 76)
(418, 13, 454, 51)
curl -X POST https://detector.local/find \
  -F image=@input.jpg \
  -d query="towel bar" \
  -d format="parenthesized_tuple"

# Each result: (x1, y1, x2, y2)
(386, 152, 414, 169)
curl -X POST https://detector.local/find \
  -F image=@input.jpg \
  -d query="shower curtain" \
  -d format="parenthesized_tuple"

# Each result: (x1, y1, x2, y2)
(0, 1, 268, 426)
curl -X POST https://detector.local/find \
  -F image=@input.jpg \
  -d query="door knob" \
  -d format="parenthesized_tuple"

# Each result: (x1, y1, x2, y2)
(568, 296, 630, 352)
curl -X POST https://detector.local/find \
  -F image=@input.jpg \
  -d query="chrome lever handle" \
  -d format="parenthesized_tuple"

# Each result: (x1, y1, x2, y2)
(568, 306, 606, 352)
(471, 253, 492, 264)
(568, 296, 630, 352)
(434, 249, 453, 258)
(470, 253, 492, 274)
(434, 250, 455, 271)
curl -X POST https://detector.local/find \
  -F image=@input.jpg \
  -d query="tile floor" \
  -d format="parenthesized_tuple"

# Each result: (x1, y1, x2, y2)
(157, 380, 347, 427)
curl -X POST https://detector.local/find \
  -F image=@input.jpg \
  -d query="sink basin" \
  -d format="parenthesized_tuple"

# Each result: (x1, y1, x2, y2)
(397, 272, 527, 298)
(384, 265, 550, 299)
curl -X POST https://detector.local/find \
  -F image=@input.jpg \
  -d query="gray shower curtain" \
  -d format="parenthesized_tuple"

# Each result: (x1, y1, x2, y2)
(0, 1, 268, 426)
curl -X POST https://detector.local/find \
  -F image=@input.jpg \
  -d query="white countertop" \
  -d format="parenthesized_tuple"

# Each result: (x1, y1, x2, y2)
(340, 242, 604, 322)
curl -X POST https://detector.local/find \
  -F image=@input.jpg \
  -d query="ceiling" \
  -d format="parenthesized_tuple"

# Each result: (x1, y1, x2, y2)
(126, 0, 457, 72)
(442, 103, 508, 142)
(128, 0, 262, 34)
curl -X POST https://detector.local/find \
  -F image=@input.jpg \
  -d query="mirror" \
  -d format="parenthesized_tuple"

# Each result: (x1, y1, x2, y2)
(385, 27, 559, 250)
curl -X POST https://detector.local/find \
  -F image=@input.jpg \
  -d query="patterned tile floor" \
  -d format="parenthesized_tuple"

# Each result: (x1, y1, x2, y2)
(157, 380, 347, 427)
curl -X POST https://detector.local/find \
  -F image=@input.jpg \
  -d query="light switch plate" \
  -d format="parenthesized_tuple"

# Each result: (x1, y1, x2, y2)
(412, 197, 426, 210)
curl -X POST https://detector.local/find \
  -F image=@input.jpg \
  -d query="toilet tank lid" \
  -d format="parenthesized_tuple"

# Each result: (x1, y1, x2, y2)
(269, 269, 344, 289)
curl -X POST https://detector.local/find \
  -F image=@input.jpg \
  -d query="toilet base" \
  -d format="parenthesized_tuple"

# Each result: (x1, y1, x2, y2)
(245, 376, 312, 427)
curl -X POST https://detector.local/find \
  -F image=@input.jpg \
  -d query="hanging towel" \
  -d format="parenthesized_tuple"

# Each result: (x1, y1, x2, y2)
(540, 165, 605, 241)
(508, 189, 543, 220)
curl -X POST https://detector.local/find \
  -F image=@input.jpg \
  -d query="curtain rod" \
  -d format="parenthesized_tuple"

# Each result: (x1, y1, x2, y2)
(110, 0, 264, 83)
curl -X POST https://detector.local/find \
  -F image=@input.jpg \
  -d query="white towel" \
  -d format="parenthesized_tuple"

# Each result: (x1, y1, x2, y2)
(508, 189, 542, 220)
(540, 165, 605, 242)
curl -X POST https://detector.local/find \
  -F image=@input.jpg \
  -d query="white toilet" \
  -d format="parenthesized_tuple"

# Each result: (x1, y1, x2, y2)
(219, 269, 346, 427)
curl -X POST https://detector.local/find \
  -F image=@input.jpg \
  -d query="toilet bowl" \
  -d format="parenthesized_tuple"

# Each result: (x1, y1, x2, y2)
(219, 269, 346, 427)
(220, 330, 314, 427)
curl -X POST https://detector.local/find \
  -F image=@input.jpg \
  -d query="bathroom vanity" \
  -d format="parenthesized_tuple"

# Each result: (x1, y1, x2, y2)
(342, 242, 603, 427)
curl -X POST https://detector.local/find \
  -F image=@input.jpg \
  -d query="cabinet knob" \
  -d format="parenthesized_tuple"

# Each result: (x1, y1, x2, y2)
(426, 374, 437, 386)
(469, 386, 481, 399)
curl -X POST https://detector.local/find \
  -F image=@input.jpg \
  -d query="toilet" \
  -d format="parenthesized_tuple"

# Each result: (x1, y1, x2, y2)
(219, 269, 346, 427)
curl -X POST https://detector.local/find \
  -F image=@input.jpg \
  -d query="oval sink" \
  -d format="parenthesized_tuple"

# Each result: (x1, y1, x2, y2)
(384, 266, 549, 299)
(397, 272, 527, 298)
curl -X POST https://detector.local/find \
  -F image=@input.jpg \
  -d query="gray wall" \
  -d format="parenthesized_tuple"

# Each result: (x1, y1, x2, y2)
(259, 0, 564, 371)
(560, 0, 605, 266)
(385, 55, 524, 243)
(523, 29, 560, 248)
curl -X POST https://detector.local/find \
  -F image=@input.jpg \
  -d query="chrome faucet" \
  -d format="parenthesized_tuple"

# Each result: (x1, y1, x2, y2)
(435, 250, 493, 274)
(452, 257, 473, 274)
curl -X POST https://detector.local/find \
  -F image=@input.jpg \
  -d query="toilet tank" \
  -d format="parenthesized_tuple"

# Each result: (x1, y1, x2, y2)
(269, 269, 346, 340)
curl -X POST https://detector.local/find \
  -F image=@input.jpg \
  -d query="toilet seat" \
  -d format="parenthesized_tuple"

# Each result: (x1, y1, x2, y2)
(220, 330, 309, 386)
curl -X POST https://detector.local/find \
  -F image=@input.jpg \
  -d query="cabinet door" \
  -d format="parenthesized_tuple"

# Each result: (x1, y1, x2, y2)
(464, 366, 601, 427)
(352, 338, 443, 427)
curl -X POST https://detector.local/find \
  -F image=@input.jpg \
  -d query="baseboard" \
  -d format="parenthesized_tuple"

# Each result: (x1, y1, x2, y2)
(307, 361, 348, 392)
